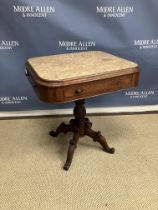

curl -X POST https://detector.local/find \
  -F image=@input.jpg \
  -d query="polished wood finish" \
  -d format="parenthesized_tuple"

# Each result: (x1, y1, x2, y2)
(26, 51, 140, 103)
(25, 51, 140, 170)
(50, 99, 114, 170)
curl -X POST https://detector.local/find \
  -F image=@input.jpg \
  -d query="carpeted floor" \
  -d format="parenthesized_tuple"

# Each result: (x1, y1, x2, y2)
(0, 114, 158, 210)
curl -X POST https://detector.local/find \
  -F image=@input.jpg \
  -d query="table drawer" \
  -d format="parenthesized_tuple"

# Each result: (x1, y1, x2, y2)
(63, 74, 133, 100)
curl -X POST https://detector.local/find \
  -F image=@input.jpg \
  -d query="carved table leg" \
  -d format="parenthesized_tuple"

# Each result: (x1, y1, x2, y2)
(85, 127, 115, 154)
(50, 99, 115, 171)
(50, 122, 74, 137)
(64, 132, 79, 170)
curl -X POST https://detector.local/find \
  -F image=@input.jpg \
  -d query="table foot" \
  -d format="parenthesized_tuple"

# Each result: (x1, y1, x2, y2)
(63, 132, 79, 170)
(50, 122, 75, 137)
(86, 128, 115, 154)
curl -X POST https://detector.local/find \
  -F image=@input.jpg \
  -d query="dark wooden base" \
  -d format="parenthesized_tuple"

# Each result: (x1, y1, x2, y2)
(50, 99, 115, 170)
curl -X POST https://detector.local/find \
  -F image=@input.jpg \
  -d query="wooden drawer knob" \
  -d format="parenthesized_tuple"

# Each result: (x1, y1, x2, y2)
(75, 88, 83, 95)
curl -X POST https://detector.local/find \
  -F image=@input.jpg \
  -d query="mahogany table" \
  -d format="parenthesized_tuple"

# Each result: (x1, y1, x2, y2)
(25, 51, 140, 170)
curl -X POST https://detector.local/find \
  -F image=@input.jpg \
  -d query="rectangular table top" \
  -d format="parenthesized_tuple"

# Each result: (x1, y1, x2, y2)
(26, 51, 140, 103)
(26, 51, 138, 84)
